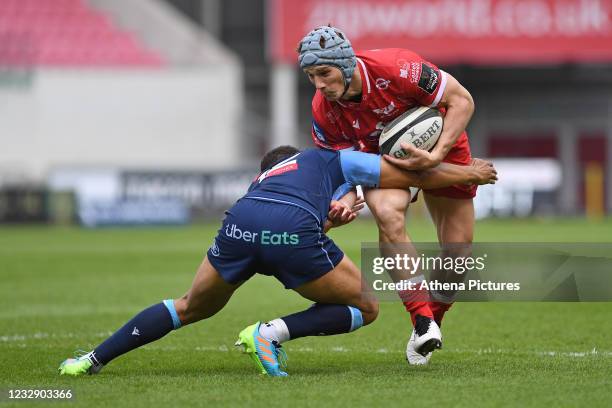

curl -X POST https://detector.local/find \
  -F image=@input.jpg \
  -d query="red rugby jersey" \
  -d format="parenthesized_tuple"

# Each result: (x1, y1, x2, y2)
(310, 48, 450, 153)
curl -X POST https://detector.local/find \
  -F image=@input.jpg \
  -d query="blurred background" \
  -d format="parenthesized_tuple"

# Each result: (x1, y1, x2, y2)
(0, 0, 611, 227)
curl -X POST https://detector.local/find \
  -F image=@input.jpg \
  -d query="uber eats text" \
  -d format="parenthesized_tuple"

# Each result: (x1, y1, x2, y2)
(225, 223, 299, 245)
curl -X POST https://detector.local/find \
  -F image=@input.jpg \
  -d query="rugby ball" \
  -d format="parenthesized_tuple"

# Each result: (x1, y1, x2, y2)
(379, 106, 443, 158)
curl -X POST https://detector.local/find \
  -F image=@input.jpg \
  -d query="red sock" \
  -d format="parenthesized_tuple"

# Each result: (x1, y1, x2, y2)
(398, 288, 434, 326)
(430, 301, 453, 326)
(404, 302, 434, 326)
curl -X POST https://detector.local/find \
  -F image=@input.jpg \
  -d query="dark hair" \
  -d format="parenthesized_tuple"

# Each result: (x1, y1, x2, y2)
(260, 145, 300, 172)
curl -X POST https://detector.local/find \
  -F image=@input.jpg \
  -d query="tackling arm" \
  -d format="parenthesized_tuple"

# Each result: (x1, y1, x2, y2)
(380, 157, 490, 189)
(339, 149, 496, 191)
(381, 143, 496, 189)
(328, 150, 495, 232)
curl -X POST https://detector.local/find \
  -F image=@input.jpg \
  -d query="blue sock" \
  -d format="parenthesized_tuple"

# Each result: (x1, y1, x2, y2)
(93, 300, 181, 365)
(280, 304, 363, 339)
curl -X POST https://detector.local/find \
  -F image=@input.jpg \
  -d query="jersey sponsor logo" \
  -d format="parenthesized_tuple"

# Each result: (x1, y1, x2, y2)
(224, 223, 299, 245)
(225, 223, 258, 242)
(410, 62, 422, 84)
(418, 63, 439, 95)
(375, 78, 390, 90)
(257, 160, 298, 183)
(372, 101, 396, 117)
(397, 59, 422, 84)
(397, 59, 410, 78)
(261, 230, 299, 245)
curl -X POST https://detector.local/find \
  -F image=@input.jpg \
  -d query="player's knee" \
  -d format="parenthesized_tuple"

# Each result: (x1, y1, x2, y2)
(366, 191, 410, 242)
(440, 226, 473, 256)
(359, 298, 379, 326)
(448, 227, 473, 246)
(437, 207, 474, 245)
(441, 241, 473, 261)
(372, 206, 406, 243)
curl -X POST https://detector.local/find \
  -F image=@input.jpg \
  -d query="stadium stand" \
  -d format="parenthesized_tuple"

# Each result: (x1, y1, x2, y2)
(0, 0, 243, 198)
(0, 0, 164, 67)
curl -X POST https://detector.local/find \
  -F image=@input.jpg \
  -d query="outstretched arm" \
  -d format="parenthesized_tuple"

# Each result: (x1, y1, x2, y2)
(380, 158, 495, 189)
(380, 142, 496, 189)
(339, 146, 497, 192)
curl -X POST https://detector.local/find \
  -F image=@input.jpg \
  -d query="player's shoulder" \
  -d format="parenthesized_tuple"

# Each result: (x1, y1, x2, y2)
(357, 48, 426, 72)
(299, 148, 341, 170)
(300, 147, 340, 162)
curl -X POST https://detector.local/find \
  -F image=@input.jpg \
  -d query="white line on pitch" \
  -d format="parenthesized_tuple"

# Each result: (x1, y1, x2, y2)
(2, 332, 612, 358)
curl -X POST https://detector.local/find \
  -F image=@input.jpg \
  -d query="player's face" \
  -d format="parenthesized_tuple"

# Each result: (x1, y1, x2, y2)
(304, 65, 345, 101)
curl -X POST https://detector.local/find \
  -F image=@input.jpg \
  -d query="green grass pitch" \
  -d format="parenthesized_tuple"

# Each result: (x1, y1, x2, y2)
(1, 217, 611, 407)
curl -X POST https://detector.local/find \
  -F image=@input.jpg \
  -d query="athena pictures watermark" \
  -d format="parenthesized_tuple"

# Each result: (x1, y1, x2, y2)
(361, 243, 612, 302)
(370, 277, 521, 293)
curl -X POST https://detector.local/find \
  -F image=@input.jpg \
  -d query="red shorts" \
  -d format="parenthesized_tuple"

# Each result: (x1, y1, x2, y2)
(420, 131, 477, 200)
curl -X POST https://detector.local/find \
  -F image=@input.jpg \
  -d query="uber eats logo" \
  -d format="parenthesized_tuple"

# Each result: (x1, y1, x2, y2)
(225, 224, 299, 245)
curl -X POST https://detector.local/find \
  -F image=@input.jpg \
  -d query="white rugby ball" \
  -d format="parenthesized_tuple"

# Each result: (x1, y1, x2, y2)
(379, 106, 443, 158)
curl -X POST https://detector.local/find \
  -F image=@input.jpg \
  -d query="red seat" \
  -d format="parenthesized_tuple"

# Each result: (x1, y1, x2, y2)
(0, 0, 164, 68)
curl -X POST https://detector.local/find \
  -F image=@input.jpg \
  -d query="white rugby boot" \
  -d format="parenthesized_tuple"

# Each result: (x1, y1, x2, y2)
(406, 330, 432, 365)
(406, 315, 442, 365)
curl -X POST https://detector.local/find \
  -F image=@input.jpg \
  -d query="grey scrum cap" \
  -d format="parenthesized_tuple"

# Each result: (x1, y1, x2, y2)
(298, 26, 356, 87)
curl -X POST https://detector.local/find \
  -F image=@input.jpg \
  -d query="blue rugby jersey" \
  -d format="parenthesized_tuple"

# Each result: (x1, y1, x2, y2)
(243, 148, 379, 225)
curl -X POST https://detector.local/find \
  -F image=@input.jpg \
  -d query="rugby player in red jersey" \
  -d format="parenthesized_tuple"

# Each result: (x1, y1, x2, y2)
(298, 25, 478, 365)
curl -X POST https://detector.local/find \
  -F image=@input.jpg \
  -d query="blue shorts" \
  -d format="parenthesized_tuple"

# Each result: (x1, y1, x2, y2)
(207, 198, 344, 289)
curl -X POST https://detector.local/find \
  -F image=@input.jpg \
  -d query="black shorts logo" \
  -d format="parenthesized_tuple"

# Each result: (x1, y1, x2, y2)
(418, 63, 439, 95)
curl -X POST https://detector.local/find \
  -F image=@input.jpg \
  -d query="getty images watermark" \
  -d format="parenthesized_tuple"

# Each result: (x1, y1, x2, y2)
(361, 243, 612, 302)
(371, 252, 521, 292)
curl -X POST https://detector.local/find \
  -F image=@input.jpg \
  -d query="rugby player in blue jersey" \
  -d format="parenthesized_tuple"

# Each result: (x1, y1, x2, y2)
(59, 145, 496, 377)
